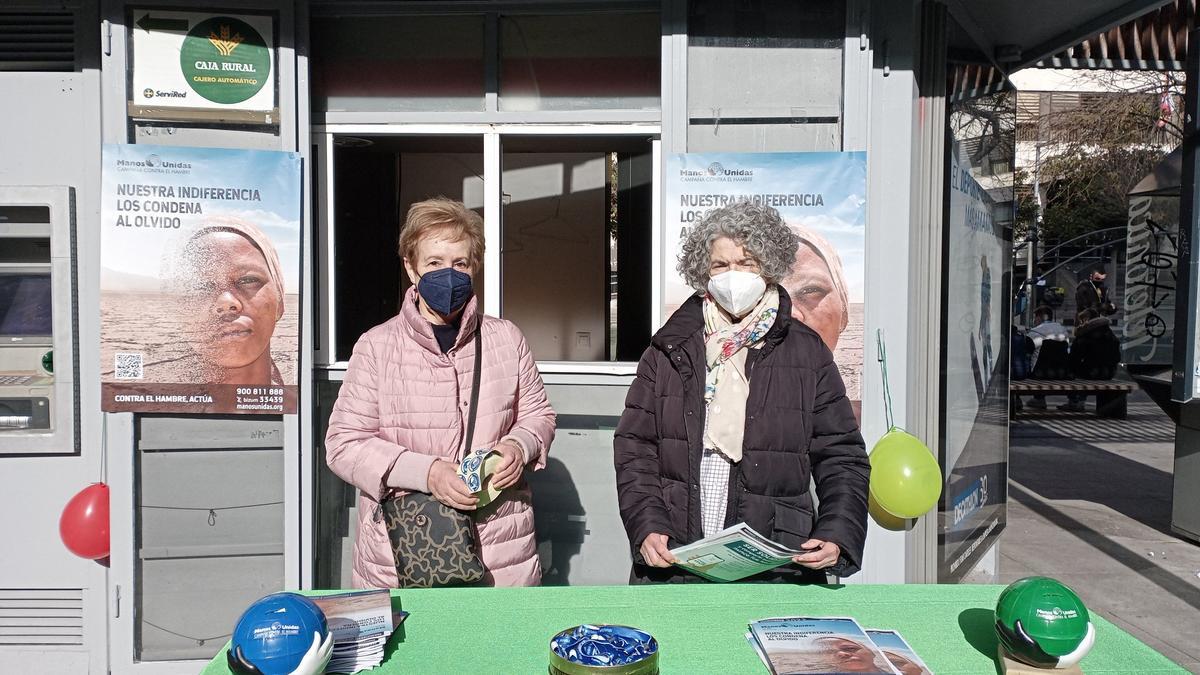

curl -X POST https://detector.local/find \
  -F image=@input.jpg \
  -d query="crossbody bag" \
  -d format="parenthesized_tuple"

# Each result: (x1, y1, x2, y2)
(381, 320, 486, 588)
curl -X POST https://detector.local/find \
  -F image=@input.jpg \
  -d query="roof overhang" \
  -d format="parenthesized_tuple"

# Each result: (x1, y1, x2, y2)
(945, 0, 1175, 71)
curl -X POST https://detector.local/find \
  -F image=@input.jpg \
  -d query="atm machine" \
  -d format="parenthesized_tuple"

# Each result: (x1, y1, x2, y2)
(0, 186, 77, 454)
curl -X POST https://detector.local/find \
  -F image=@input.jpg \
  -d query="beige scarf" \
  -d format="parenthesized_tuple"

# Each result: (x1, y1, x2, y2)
(702, 288, 780, 463)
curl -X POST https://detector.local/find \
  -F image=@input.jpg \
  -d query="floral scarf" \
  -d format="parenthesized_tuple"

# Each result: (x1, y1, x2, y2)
(702, 287, 779, 463)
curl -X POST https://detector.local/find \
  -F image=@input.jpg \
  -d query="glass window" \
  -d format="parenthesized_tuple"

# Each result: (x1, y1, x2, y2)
(501, 136, 653, 362)
(311, 15, 486, 112)
(331, 135, 484, 362)
(686, 0, 844, 151)
(499, 13, 660, 112)
(938, 86, 1014, 582)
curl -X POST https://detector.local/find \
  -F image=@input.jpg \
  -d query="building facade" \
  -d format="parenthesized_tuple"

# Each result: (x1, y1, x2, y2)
(0, 1, 1174, 672)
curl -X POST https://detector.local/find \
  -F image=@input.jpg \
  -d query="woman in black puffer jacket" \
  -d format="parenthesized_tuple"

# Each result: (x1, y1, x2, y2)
(613, 202, 870, 584)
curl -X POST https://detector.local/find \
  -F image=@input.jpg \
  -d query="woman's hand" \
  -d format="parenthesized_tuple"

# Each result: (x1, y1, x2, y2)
(489, 440, 525, 490)
(639, 533, 677, 568)
(792, 538, 840, 570)
(427, 459, 478, 510)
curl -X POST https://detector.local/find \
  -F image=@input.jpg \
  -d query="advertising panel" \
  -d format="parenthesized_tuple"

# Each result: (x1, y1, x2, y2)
(938, 98, 1013, 581)
(664, 152, 867, 417)
(100, 144, 301, 414)
(130, 9, 276, 122)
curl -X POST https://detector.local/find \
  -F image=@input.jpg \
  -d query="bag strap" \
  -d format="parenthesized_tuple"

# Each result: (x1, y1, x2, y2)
(462, 319, 484, 455)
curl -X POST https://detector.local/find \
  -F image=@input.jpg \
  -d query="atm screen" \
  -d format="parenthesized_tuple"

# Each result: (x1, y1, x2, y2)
(0, 273, 52, 337)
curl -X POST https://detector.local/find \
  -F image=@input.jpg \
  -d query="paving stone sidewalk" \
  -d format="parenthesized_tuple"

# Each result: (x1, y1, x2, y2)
(1005, 392, 1200, 672)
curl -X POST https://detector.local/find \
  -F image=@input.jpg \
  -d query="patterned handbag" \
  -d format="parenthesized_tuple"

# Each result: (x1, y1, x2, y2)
(382, 321, 486, 588)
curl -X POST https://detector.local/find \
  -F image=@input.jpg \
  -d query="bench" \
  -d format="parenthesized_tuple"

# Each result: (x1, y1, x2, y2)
(1010, 378, 1137, 419)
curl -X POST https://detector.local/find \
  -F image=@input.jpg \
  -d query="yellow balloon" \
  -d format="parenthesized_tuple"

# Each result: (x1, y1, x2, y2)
(868, 491, 909, 531)
(868, 429, 942, 519)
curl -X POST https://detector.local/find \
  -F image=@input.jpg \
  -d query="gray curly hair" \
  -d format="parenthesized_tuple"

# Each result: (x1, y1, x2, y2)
(677, 201, 799, 291)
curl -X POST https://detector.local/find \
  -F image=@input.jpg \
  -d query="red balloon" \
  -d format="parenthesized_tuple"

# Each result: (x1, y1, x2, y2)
(59, 483, 110, 560)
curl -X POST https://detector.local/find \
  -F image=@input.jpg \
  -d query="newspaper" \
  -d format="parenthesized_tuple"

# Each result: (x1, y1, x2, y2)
(309, 590, 404, 674)
(865, 630, 934, 675)
(669, 523, 801, 582)
(747, 617, 899, 675)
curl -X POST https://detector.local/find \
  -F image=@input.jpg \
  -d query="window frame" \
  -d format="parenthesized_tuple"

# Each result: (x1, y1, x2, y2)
(310, 3, 663, 126)
(314, 124, 659, 376)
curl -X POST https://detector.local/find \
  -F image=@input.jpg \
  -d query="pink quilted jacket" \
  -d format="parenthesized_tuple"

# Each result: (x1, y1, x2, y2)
(325, 288, 556, 588)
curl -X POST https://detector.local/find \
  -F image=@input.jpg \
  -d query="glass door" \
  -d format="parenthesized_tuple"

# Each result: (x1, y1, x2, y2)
(499, 135, 654, 364)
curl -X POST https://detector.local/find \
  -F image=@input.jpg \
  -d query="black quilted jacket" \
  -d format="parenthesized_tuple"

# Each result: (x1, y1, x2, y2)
(614, 287, 870, 583)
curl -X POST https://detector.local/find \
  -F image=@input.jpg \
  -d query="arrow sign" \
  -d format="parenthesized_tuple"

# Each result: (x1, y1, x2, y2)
(135, 14, 189, 33)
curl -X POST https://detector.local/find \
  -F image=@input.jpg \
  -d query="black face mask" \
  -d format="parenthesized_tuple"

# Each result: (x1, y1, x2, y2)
(417, 267, 474, 315)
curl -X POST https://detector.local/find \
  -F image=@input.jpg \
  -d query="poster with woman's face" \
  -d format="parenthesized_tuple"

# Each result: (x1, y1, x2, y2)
(100, 144, 301, 414)
(665, 152, 867, 418)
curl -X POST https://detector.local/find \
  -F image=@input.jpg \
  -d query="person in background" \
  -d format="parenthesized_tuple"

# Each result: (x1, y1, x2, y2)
(1013, 284, 1029, 319)
(1070, 307, 1121, 379)
(1062, 307, 1122, 412)
(1010, 322, 1032, 414)
(614, 202, 869, 585)
(1025, 306, 1071, 410)
(1011, 322, 1031, 382)
(325, 198, 556, 588)
(1075, 265, 1116, 317)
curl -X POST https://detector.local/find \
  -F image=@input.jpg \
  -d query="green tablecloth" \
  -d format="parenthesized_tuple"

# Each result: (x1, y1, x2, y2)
(201, 584, 1183, 674)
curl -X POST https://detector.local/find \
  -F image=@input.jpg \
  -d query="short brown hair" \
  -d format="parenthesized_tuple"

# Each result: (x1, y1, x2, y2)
(398, 198, 485, 272)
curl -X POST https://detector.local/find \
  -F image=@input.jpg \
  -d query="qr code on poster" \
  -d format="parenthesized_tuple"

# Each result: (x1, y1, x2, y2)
(114, 353, 144, 380)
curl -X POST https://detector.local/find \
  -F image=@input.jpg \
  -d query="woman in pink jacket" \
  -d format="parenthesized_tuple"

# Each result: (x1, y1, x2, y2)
(325, 198, 556, 588)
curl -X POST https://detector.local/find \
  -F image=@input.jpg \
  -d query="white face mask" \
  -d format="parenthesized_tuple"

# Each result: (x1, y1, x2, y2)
(707, 270, 767, 317)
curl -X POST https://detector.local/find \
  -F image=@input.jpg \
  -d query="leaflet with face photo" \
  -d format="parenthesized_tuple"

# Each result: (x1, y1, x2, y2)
(865, 630, 934, 675)
(308, 589, 394, 641)
(748, 631, 772, 670)
(747, 617, 899, 675)
(308, 590, 402, 674)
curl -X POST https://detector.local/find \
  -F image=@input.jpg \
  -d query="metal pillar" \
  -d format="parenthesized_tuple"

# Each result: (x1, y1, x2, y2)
(1171, 28, 1200, 543)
